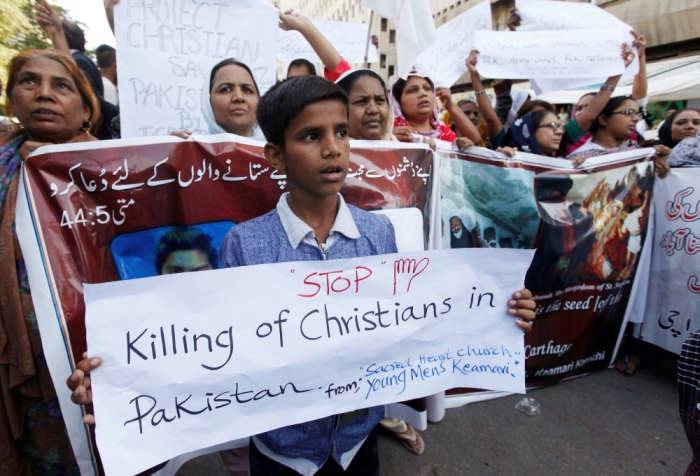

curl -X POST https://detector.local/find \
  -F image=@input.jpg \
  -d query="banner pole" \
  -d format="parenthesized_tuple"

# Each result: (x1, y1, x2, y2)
(364, 10, 374, 68)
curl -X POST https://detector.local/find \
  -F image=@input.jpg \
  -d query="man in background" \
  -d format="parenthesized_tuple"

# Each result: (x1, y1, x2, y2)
(61, 20, 103, 98)
(96, 44, 118, 105)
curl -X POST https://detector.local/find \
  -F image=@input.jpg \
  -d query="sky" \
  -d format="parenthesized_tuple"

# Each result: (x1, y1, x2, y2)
(54, 0, 116, 49)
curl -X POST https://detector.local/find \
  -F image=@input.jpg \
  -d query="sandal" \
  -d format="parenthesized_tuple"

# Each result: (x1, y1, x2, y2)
(615, 357, 627, 372)
(625, 356, 641, 375)
(393, 423, 425, 455)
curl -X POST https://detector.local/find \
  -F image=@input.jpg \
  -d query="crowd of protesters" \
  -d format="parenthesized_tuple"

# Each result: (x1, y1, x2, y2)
(0, 1, 699, 475)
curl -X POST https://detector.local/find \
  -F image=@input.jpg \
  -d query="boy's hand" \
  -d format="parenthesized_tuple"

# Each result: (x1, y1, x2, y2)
(508, 288, 536, 333)
(66, 352, 102, 424)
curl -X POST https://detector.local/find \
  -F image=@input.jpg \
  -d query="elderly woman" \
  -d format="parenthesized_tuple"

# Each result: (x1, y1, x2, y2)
(0, 48, 99, 475)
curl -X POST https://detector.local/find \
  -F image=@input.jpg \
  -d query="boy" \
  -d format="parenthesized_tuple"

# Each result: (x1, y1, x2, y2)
(68, 75, 536, 475)
(218, 75, 536, 475)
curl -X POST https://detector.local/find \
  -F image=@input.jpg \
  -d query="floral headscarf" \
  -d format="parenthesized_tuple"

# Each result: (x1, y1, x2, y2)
(390, 71, 456, 142)
(497, 113, 543, 155)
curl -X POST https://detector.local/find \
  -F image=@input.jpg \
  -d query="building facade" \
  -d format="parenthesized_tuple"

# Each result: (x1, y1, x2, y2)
(291, 0, 700, 92)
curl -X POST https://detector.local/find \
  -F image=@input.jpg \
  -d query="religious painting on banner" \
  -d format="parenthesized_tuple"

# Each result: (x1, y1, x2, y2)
(438, 147, 655, 389)
(17, 135, 437, 475)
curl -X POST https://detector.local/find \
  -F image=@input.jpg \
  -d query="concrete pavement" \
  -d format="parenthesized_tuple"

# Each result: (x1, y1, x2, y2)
(176, 353, 689, 475)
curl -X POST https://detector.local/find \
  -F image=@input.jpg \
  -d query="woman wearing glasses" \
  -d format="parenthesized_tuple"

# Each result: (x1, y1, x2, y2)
(567, 96, 670, 176)
(494, 110, 564, 158)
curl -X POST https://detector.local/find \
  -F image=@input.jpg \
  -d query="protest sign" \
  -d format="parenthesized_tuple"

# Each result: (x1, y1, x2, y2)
(413, 0, 492, 88)
(438, 147, 655, 388)
(362, 0, 436, 78)
(514, 0, 638, 94)
(638, 169, 700, 354)
(17, 136, 437, 475)
(278, 19, 378, 64)
(86, 247, 533, 475)
(474, 29, 626, 80)
(114, 0, 278, 138)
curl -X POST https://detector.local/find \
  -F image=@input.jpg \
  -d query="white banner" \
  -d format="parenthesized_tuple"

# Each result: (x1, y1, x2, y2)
(640, 170, 700, 354)
(474, 29, 626, 80)
(413, 0, 492, 88)
(278, 19, 378, 64)
(362, 0, 436, 78)
(514, 0, 638, 95)
(87, 248, 533, 476)
(115, 0, 278, 138)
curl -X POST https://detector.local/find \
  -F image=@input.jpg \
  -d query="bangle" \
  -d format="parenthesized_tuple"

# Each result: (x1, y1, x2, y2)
(600, 84, 615, 92)
(475, 90, 487, 96)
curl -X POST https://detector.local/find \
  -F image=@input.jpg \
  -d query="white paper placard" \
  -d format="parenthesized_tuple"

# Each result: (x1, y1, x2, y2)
(87, 248, 533, 475)
(514, 0, 638, 94)
(278, 19, 378, 64)
(413, 0, 492, 88)
(474, 29, 626, 80)
(115, 0, 278, 138)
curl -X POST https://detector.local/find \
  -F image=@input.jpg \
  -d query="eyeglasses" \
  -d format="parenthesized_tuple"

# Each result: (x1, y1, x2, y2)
(610, 109, 642, 118)
(537, 122, 564, 132)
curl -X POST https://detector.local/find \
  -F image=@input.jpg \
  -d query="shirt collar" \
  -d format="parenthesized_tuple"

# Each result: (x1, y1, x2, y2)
(276, 192, 360, 250)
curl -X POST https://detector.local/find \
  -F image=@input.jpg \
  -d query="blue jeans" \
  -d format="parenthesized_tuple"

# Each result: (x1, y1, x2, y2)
(249, 428, 379, 476)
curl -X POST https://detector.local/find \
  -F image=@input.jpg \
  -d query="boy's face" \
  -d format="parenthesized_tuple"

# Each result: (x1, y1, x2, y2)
(266, 98, 350, 200)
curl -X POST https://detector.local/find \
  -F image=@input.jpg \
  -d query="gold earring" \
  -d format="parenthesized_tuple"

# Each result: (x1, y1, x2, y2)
(81, 121, 92, 135)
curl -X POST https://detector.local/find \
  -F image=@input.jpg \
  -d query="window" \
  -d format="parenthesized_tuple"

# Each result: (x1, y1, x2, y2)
(381, 18, 388, 31)
(389, 29, 396, 43)
(388, 65, 395, 77)
(381, 54, 387, 68)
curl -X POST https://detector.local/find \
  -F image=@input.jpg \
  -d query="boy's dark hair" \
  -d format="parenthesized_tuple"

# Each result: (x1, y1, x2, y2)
(209, 58, 259, 95)
(590, 95, 635, 135)
(62, 20, 86, 51)
(154, 226, 219, 275)
(95, 45, 116, 69)
(288, 58, 317, 76)
(257, 75, 349, 149)
(392, 76, 435, 105)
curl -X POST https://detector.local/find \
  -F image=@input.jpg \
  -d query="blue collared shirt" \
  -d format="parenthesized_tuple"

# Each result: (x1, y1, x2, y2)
(219, 194, 397, 475)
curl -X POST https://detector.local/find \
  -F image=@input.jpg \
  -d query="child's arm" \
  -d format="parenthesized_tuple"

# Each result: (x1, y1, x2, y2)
(508, 289, 536, 332)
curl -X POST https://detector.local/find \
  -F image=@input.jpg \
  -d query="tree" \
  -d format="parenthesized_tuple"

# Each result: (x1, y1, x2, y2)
(0, 0, 73, 114)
